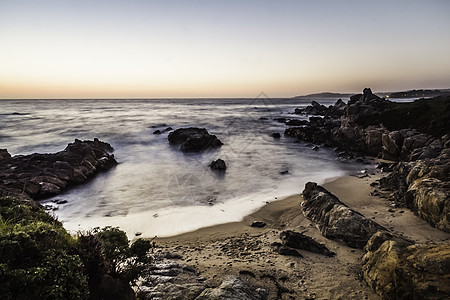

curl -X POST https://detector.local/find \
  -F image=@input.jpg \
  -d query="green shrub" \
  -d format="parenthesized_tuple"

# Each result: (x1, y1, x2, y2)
(0, 197, 89, 300)
(0, 197, 153, 299)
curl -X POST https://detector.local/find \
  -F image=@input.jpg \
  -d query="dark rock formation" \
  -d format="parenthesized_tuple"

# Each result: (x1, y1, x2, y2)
(271, 242, 303, 257)
(250, 221, 266, 228)
(0, 139, 117, 200)
(285, 119, 308, 126)
(271, 132, 281, 139)
(274, 117, 287, 123)
(168, 128, 223, 153)
(362, 231, 450, 299)
(209, 159, 227, 171)
(153, 127, 173, 135)
(279, 230, 335, 257)
(0, 149, 11, 161)
(196, 276, 268, 300)
(301, 182, 386, 249)
(294, 100, 329, 115)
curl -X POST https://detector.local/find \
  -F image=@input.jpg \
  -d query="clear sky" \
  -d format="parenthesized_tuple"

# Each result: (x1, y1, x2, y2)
(1, 0, 449, 99)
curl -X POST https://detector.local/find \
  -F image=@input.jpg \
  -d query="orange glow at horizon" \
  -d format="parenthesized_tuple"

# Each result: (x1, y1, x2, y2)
(1, 1, 449, 99)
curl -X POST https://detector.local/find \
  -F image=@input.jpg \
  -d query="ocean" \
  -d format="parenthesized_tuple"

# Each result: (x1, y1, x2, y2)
(0, 96, 364, 238)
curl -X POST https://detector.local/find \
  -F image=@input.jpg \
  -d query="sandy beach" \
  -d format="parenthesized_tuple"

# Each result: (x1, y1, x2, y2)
(152, 173, 450, 299)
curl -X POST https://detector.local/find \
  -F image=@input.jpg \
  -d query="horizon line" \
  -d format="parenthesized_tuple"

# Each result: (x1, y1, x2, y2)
(1, 87, 449, 101)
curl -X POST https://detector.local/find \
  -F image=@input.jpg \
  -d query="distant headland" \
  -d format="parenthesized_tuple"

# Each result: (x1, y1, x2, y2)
(293, 88, 450, 99)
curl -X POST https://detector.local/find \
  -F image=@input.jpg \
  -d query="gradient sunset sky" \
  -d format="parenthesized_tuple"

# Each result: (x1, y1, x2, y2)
(1, 0, 449, 99)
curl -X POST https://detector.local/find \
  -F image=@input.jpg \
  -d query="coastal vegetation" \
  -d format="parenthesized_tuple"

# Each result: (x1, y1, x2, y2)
(0, 196, 152, 300)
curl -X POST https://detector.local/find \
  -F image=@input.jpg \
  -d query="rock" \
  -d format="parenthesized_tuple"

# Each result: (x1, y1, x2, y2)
(137, 260, 206, 300)
(153, 130, 162, 134)
(294, 101, 329, 116)
(279, 230, 335, 257)
(196, 276, 268, 300)
(382, 131, 405, 161)
(0, 139, 117, 199)
(301, 182, 386, 249)
(287, 88, 449, 233)
(362, 231, 450, 299)
(168, 128, 223, 153)
(405, 178, 450, 232)
(271, 242, 303, 257)
(274, 117, 287, 123)
(285, 119, 308, 126)
(250, 221, 266, 228)
(379, 147, 450, 232)
(0, 149, 11, 161)
(271, 132, 281, 139)
(209, 159, 227, 171)
(279, 170, 289, 175)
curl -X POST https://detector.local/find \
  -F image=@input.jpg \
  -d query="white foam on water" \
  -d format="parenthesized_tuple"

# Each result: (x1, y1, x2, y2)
(55, 171, 344, 239)
(1, 98, 357, 239)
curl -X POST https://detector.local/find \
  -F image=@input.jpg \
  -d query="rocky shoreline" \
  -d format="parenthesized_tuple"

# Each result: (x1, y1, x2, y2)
(1, 90, 449, 299)
(285, 88, 449, 233)
(0, 138, 117, 200)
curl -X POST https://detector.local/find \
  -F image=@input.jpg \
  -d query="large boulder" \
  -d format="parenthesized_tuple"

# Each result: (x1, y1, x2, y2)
(362, 231, 450, 299)
(0, 139, 117, 199)
(301, 182, 386, 249)
(168, 128, 223, 153)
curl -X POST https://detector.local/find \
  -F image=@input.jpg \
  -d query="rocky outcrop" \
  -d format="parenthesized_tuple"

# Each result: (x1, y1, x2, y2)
(168, 128, 223, 153)
(137, 259, 207, 300)
(294, 100, 329, 115)
(0, 149, 11, 161)
(301, 182, 386, 249)
(287, 89, 449, 233)
(379, 147, 450, 232)
(196, 276, 268, 300)
(0, 139, 117, 200)
(362, 231, 450, 299)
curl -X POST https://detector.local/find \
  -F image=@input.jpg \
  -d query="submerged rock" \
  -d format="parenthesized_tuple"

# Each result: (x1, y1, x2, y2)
(168, 128, 223, 153)
(301, 182, 386, 249)
(0, 139, 117, 199)
(209, 159, 227, 170)
(271, 132, 281, 139)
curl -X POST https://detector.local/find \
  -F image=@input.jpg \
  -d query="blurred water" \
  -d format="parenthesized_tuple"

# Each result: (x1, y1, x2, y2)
(0, 97, 360, 237)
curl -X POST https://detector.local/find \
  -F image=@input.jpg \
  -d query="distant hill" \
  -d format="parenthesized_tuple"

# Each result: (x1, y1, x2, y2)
(293, 89, 450, 100)
(293, 92, 352, 99)
(388, 89, 450, 98)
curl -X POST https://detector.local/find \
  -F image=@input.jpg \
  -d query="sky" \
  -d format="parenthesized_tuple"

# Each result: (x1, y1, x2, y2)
(0, 0, 449, 99)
